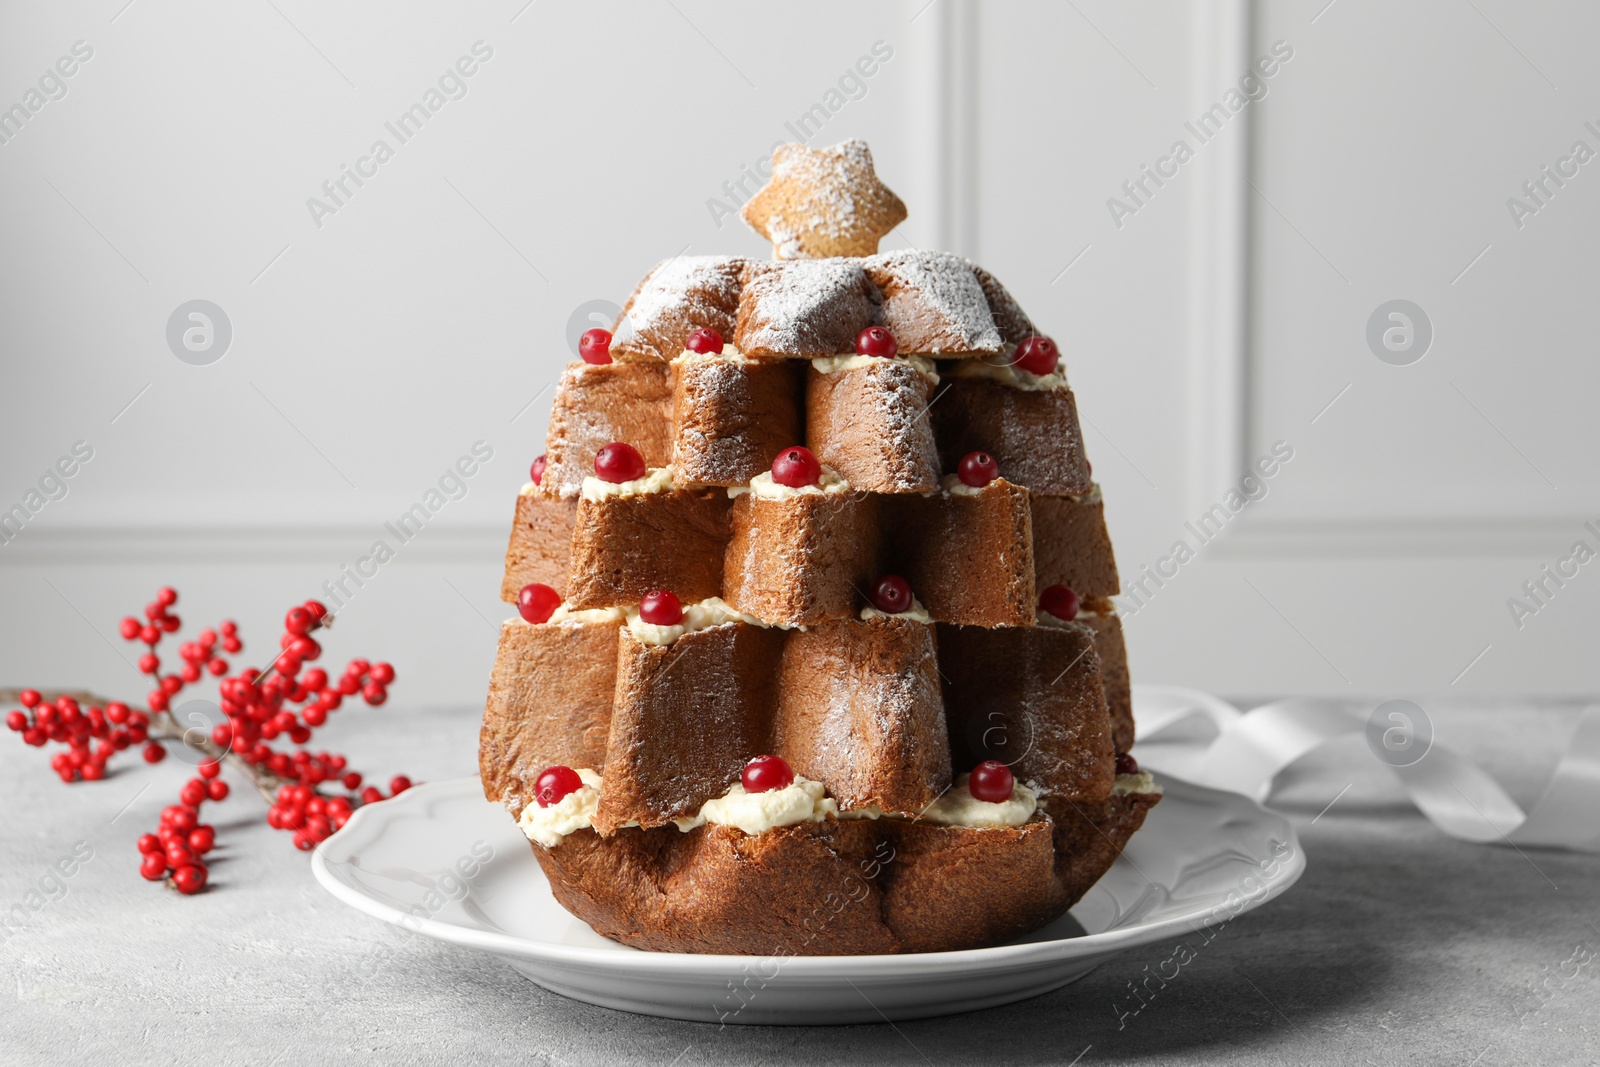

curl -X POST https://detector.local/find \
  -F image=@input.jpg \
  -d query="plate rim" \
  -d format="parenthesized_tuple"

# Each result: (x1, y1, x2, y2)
(312, 774, 1304, 976)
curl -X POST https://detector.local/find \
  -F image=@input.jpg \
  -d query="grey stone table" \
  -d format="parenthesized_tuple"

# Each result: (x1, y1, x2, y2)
(2, 700, 1596, 1066)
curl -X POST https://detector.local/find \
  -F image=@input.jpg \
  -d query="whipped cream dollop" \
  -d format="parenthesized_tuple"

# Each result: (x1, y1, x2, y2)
(1112, 770, 1162, 796)
(519, 768, 603, 847)
(674, 344, 752, 364)
(919, 773, 1039, 828)
(811, 352, 939, 385)
(625, 596, 768, 646)
(580, 465, 675, 502)
(938, 472, 991, 498)
(729, 467, 851, 501)
(697, 777, 837, 835)
(952, 355, 1068, 391)
(860, 597, 933, 624)
(548, 603, 627, 626)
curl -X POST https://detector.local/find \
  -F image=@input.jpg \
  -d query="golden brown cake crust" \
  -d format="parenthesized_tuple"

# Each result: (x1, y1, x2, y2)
(806, 361, 940, 494)
(1031, 491, 1121, 598)
(890, 480, 1035, 627)
(671, 357, 802, 486)
(541, 362, 674, 497)
(611, 256, 745, 363)
(772, 618, 950, 815)
(1079, 609, 1134, 752)
(498, 488, 578, 603)
(721, 492, 881, 626)
(932, 379, 1092, 497)
(479, 619, 620, 813)
(530, 794, 1157, 956)
(565, 490, 731, 609)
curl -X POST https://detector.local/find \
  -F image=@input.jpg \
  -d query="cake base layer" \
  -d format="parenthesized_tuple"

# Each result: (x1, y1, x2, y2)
(529, 792, 1158, 956)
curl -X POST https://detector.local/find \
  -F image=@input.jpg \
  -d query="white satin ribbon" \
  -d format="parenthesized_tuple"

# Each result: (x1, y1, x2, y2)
(1131, 686, 1600, 853)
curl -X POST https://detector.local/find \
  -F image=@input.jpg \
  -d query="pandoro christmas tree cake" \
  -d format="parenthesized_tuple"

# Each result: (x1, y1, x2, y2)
(479, 139, 1159, 955)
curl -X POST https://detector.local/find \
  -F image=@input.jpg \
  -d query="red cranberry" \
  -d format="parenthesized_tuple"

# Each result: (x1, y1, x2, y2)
(594, 441, 646, 483)
(770, 446, 821, 488)
(639, 590, 685, 626)
(579, 327, 613, 365)
(969, 760, 1015, 803)
(1039, 585, 1080, 621)
(855, 326, 897, 358)
(957, 451, 999, 488)
(517, 583, 562, 625)
(685, 327, 725, 355)
(1013, 335, 1060, 376)
(171, 864, 208, 895)
(534, 765, 583, 808)
(529, 454, 547, 485)
(868, 574, 913, 615)
(742, 754, 795, 793)
(1115, 752, 1140, 776)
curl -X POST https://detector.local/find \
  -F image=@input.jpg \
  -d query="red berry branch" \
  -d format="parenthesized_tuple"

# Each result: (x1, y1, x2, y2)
(3, 587, 415, 895)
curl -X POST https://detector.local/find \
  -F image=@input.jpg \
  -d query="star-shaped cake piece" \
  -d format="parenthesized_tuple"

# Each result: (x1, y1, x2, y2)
(740, 139, 907, 260)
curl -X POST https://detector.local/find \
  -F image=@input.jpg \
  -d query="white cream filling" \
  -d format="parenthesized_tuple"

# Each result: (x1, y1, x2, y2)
(812, 352, 939, 385)
(696, 777, 837, 834)
(673, 343, 751, 365)
(939, 472, 989, 497)
(519, 481, 540, 496)
(548, 603, 627, 626)
(1113, 770, 1162, 796)
(919, 772, 1039, 828)
(860, 597, 933, 624)
(518, 768, 604, 847)
(953, 353, 1068, 391)
(580, 465, 675, 502)
(729, 467, 850, 500)
(625, 596, 769, 646)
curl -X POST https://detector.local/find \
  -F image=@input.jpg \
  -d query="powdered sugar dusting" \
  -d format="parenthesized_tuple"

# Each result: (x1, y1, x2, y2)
(865, 251, 1004, 355)
(612, 255, 744, 361)
(736, 259, 882, 359)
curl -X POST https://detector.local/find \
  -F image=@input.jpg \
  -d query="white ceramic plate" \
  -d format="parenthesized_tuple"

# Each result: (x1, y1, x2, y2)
(313, 774, 1303, 1025)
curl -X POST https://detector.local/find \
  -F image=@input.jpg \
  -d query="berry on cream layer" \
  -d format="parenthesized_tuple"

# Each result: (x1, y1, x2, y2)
(625, 596, 770, 646)
(673, 343, 753, 365)
(580, 464, 675, 502)
(860, 598, 932, 623)
(728, 466, 850, 500)
(520, 769, 1046, 847)
(811, 352, 939, 386)
(950, 358, 1067, 392)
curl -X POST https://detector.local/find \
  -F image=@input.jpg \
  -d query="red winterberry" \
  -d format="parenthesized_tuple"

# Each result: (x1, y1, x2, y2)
(206, 779, 229, 802)
(284, 606, 313, 636)
(868, 574, 913, 615)
(957, 451, 999, 488)
(5, 711, 26, 732)
(137, 833, 162, 854)
(179, 779, 206, 807)
(1013, 335, 1060, 377)
(855, 326, 898, 358)
(770, 446, 821, 488)
(685, 327, 724, 355)
(342, 772, 363, 790)
(969, 760, 1015, 803)
(1038, 584, 1079, 621)
(138, 653, 160, 675)
(530, 454, 547, 485)
(19, 689, 40, 708)
(142, 742, 166, 764)
(140, 853, 169, 881)
(119, 617, 142, 640)
(579, 327, 613, 364)
(534, 765, 581, 808)
(362, 683, 387, 706)
(370, 662, 395, 685)
(139, 625, 160, 645)
(517, 583, 562, 625)
(188, 827, 216, 854)
(388, 775, 412, 795)
(303, 600, 328, 623)
(639, 590, 684, 626)
(360, 786, 383, 805)
(171, 865, 208, 895)
(1115, 752, 1140, 776)
(594, 442, 646, 483)
(742, 754, 795, 793)
(198, 758, 220, 779)
(157, 587, 178, 607)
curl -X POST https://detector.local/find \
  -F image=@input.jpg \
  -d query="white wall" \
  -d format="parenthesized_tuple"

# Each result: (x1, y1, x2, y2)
(0, 1, 1588, 707)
